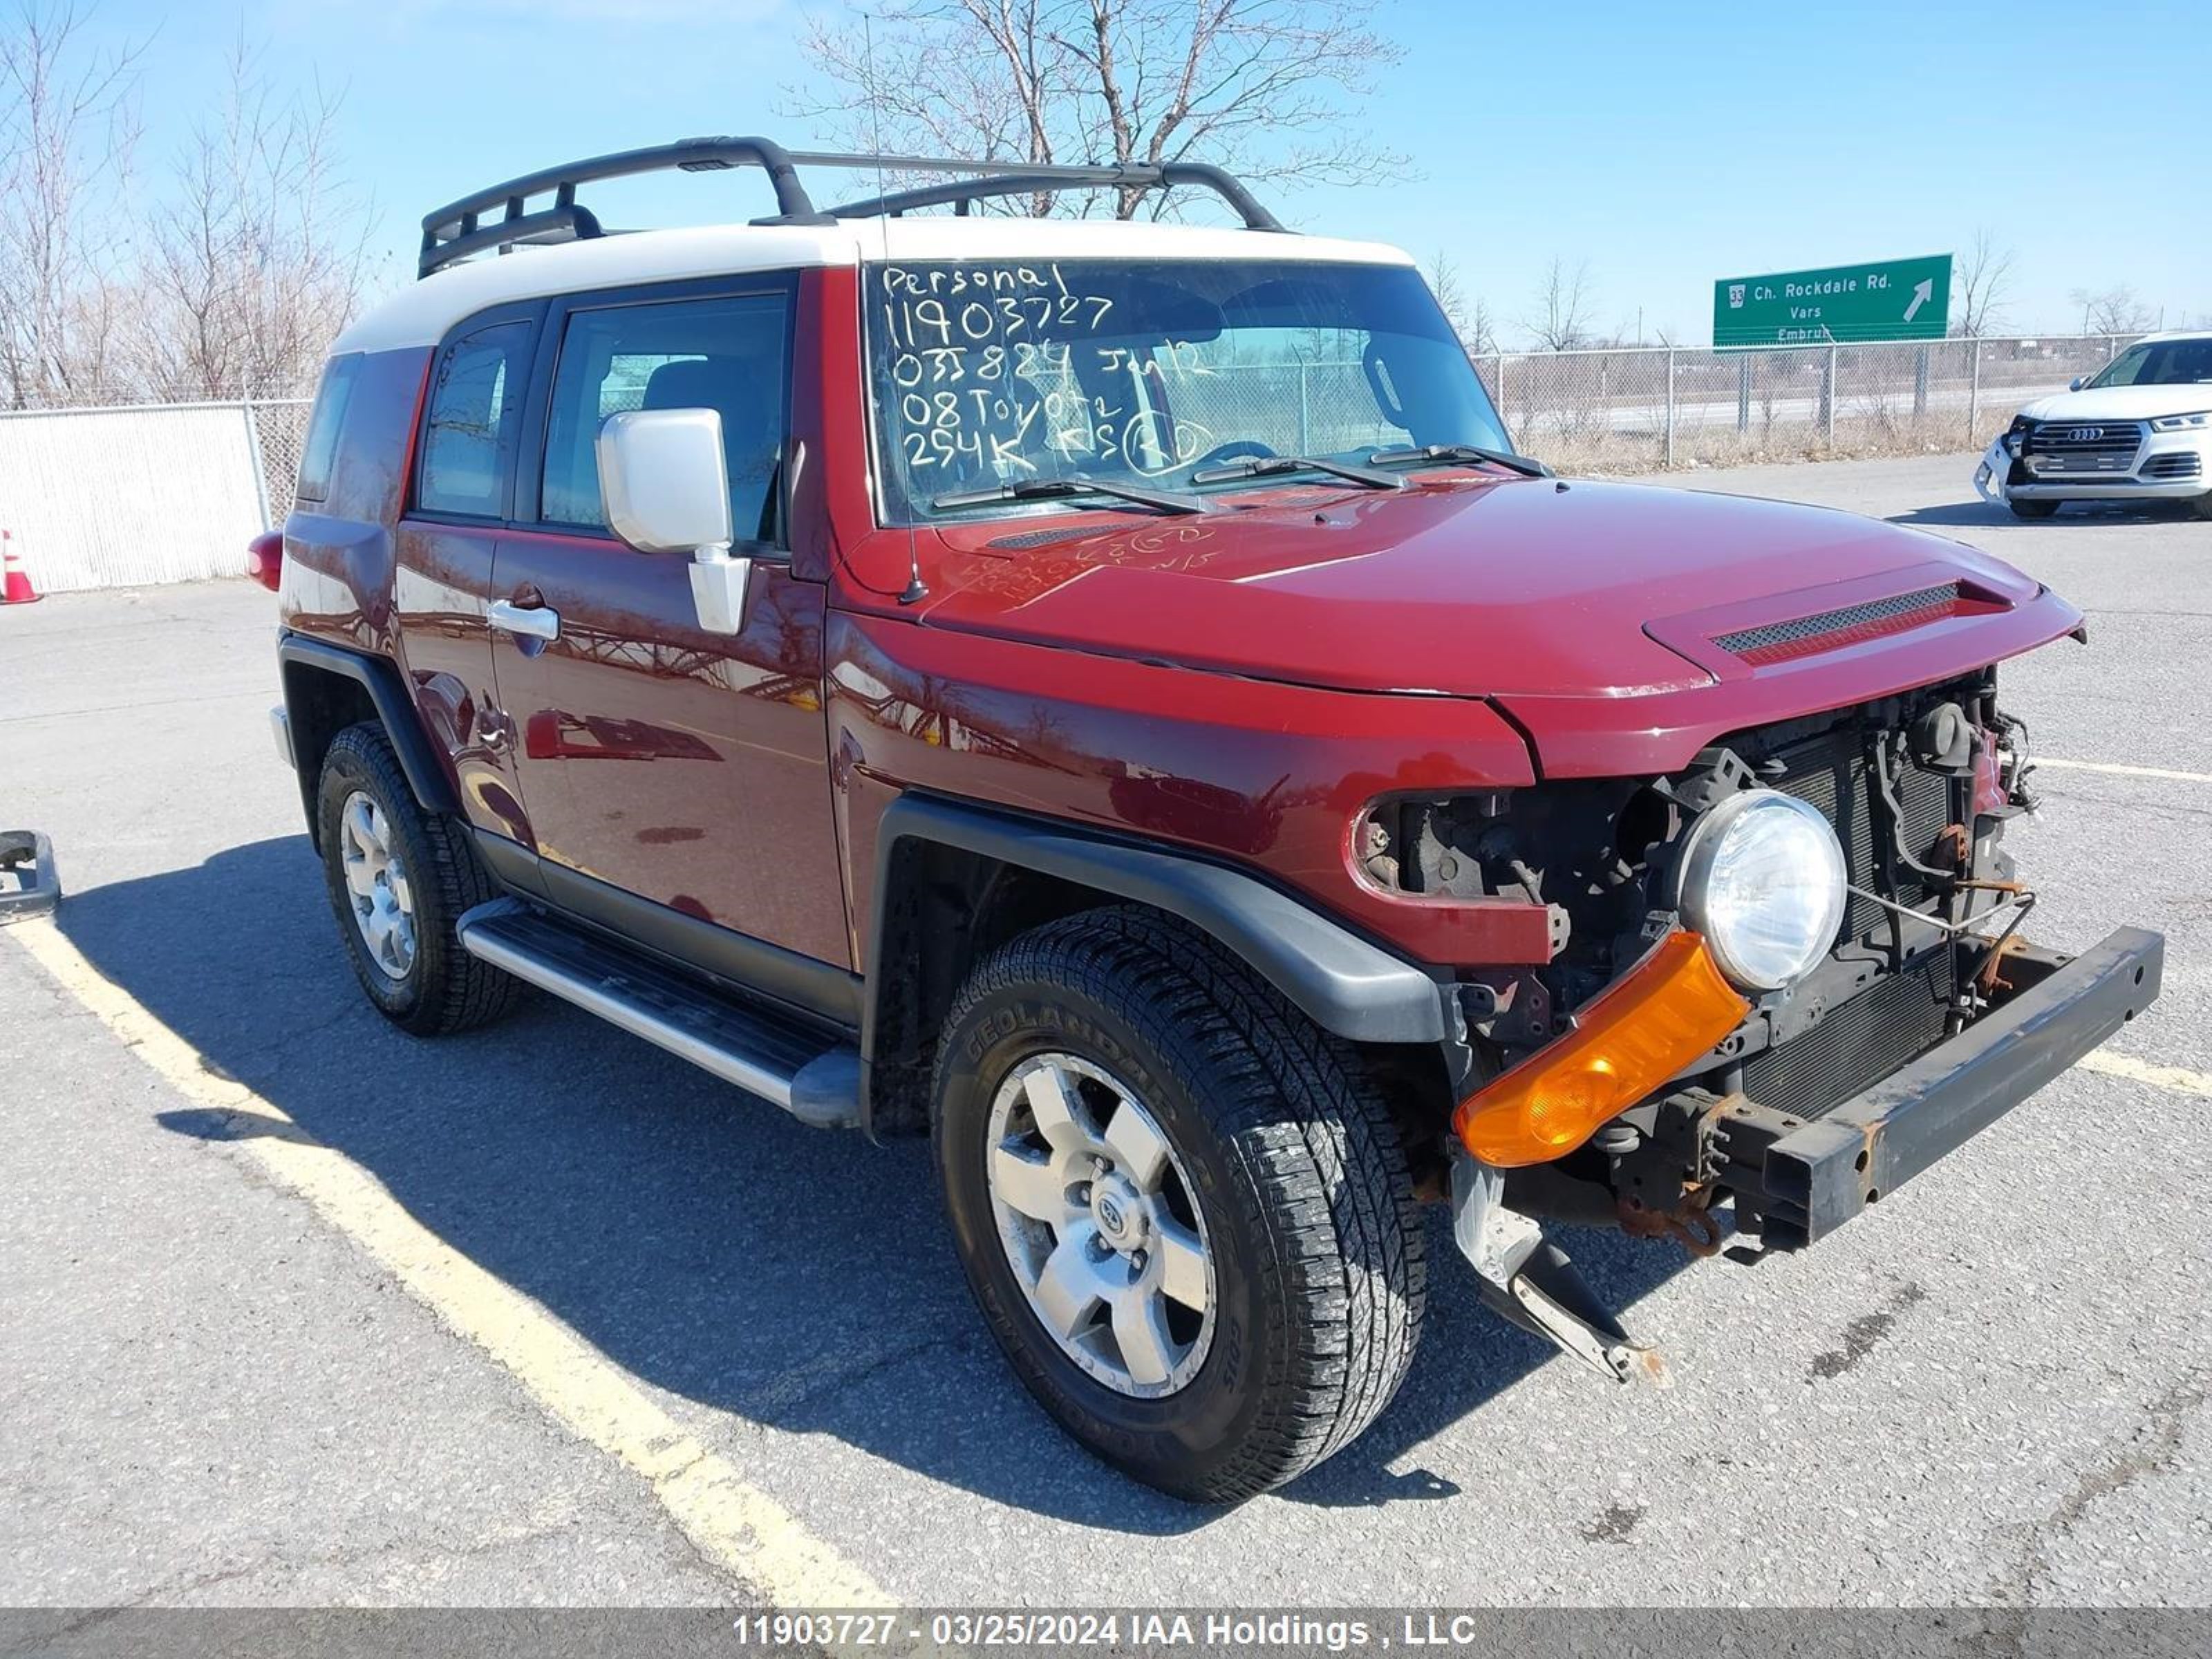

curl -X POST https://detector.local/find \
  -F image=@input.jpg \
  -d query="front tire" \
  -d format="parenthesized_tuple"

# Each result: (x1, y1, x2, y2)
(2008, 498, 2060, 520)
(932, 907, 1425, 1503)
(315, 722, 518, 1035)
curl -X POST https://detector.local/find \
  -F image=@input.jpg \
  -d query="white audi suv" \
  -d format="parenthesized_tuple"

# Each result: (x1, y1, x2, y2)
(1975, 332, 2212, 520)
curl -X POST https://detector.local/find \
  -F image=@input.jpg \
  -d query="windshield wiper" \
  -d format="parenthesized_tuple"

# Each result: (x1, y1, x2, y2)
(1367, 443, 1553, 479)
(927, 475, 1212, 516)
(1188, 454, 1406, 491)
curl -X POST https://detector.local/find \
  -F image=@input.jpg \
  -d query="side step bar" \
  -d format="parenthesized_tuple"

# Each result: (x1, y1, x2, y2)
(457, 898, 861, 1130)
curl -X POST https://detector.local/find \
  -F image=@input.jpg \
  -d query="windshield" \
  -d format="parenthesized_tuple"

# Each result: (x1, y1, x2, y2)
(865, 258, 1510, 521)
(2086, 339, 2212, 389)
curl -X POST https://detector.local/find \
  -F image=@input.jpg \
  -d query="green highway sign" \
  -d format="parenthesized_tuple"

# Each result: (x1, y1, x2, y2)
(1713, 254, 1953, 348)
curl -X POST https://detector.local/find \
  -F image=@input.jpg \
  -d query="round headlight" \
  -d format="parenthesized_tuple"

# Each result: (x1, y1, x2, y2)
(1677, 789, 1847, 991)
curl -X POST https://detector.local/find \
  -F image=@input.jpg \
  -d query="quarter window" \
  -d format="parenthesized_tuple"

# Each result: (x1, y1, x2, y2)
(294, 353, 363, 504)
(418, 320, 533, 518)
(540, 292, 792, 543)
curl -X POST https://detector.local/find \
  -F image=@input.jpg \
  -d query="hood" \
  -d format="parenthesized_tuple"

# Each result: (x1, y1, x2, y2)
(2016, 384, 2212, 422)
(920, 476, 2042, 703)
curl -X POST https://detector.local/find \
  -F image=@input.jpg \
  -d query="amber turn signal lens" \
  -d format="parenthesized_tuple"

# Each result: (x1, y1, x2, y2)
(1454, 930, 1750, 1168)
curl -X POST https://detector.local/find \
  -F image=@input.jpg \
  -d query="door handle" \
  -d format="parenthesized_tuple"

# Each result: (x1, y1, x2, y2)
(488, 599, 561, 643)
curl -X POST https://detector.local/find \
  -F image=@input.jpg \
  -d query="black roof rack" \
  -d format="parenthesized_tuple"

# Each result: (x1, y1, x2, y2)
(418, 138, 1283, 279)
(817, 158, 1282, 232)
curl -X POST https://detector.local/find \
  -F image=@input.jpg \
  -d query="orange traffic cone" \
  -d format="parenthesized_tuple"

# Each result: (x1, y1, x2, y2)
(1, 530, 40, 606)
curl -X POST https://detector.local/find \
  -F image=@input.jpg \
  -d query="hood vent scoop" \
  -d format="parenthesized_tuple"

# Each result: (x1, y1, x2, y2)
(987, 526, 1108, 552)
(1714, 582, 1965, 666)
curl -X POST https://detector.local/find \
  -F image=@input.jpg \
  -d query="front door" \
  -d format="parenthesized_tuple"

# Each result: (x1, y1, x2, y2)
(489, 278, 850, 970)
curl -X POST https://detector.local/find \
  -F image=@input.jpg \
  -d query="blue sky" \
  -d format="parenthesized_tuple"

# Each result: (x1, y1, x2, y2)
(80, 0, 2210, 344)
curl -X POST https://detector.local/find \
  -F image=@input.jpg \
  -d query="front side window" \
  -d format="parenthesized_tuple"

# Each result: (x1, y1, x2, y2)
(418, 321, 532, 517)
(540, 291, 792, 543)
(2088, 340, 2212, 389)
(2090, 344, 2150, 388)
(865, 258, 1508, 521)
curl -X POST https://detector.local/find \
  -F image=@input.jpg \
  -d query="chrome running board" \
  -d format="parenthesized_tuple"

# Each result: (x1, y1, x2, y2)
(457, 898, 861, 1130)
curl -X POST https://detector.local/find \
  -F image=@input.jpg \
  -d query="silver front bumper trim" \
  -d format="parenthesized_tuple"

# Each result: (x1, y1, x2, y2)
(2006, 478, 2209, 500)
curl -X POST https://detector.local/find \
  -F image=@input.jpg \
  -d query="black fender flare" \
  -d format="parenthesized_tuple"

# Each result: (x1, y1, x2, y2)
(865, 794, 1454, 1057)
(277, 633, 461, 825)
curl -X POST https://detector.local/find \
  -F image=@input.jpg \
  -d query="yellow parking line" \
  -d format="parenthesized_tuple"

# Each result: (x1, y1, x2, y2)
(16, 893, 2202, 1610)
(8, 916, 887, 1609)
(2038, 757, 2212, 785)
(2077, 1048, 2212, 1099)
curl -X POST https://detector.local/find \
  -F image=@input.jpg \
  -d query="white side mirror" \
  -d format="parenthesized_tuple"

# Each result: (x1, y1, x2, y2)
(597, 407, 749, 635)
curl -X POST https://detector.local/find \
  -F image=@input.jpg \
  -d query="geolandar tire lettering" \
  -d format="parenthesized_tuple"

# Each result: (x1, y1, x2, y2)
(314, 721, 520, 1037)
(930, 904, 1426, 1503)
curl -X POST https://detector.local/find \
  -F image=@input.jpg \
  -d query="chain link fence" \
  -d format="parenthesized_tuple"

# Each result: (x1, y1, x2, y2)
(1006, 334, 2128, 477)
(1477, 335, 2130, 471)
(248, 397, 314, 525)
(0, 336, 2134, 593)
(0, 397, 310, 592)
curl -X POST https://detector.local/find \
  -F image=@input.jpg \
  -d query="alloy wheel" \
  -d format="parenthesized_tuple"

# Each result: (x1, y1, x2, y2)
(338, 789, 417, 981)
(984, 1052, 1215, 1398)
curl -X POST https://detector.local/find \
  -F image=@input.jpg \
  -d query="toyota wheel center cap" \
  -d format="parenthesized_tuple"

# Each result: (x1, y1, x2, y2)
(1091, 1176, 1146, 1250)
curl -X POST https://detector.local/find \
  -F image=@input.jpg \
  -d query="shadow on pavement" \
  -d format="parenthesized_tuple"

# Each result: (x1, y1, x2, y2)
(58, 836, 1698, 1528)
(1890, 499, 2195, 529)
(1887, 501, 2012, 528)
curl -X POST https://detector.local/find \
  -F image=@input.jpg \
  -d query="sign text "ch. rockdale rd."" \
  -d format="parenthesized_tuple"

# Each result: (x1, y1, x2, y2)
(1713, 254, 1953, 348)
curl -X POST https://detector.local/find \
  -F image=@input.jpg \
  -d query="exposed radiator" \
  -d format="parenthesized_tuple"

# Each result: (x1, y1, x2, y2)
(1769, 726, 1953, 939)
(1739, 724, 1959, 1120)
(1742, 950, 1956, 1120)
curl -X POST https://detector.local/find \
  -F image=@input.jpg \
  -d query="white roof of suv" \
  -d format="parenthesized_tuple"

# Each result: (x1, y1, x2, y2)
(335, 217, 1415, 355)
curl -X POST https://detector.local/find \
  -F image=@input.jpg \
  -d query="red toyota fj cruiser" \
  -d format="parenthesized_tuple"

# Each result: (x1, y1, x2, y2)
(268, 138, 2163, 1502)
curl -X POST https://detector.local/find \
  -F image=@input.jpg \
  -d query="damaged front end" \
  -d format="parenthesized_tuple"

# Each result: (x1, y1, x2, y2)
(1368, 671, 2166, 1381)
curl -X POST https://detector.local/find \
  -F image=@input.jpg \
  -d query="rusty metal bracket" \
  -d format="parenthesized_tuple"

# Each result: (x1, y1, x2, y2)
(1977, 930, 2032, 996)
(1618, 1187, 1724, 1258)
(1955, 879, 2038, 995)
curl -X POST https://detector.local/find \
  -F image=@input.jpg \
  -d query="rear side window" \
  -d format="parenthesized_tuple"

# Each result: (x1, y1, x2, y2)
(539, 291, 792, 543)
(294, 353, 363, 504)
(417, 320, 534, 518)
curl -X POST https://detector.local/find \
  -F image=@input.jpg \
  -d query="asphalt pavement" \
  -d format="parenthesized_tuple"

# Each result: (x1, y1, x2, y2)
(3, 453, 2207, 1610)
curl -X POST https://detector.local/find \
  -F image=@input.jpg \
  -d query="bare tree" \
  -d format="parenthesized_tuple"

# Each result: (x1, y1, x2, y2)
(1951, 229, 2016, 338)
(131, 33, 371, 400)
(2068, 283, 2157, 337)
(1465, 293, 1499, 358)
(787, 1, 1404, 218)
(1423, 250, 1498, 356)
(0, 1, 140, 408)
(1521, 256, 1594, 351)
(1425, 247, 1469, 337)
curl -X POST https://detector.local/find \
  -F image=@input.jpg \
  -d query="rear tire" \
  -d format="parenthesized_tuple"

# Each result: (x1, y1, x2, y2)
(315, 722, 518, 1035)
(2008, 498, 2060, 520)
(931, 906, 1425, 1503)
